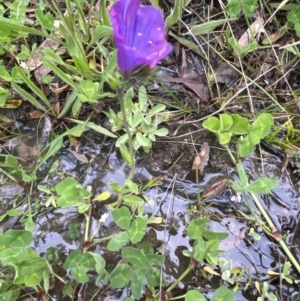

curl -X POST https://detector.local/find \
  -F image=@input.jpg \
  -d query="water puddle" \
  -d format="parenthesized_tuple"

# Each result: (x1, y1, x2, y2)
(0, 112, 299, 300)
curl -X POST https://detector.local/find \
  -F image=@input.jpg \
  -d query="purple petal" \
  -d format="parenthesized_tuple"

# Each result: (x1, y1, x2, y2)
(109, 0, 172, 75)
(110, 0, 139, 45)
(116, 44, 150, 74)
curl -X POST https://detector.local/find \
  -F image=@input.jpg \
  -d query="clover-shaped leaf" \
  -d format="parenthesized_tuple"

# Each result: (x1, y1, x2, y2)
(122, 247, 151, 270)
(20, 258, 48, 286)
(63, 250, 95, 283)
(128, 216, 146, 243)
(187, 218, 209, 239)
(131, 269, 146, 300)
(107, 231, 129, 251)
(112, 206, 131, 230)
(110, 263, 132, 288)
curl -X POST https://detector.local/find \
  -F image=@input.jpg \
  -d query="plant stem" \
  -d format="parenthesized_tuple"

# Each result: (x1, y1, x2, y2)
(224, 145, 236, 165)
(83, 206, 93, 243)
(195, 168, 201, 202)
(117, 85, 135, 203)
(225, 147, 300, 274)
(92, 234, 117, 246)
(250, 192, 300, 274)
(165, 265, 192, 293)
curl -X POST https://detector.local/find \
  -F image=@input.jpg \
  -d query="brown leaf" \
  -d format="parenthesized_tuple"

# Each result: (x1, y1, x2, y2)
(4, 99, 23, 108)
(27, 110, 44, 119)
(68, 149, 89, 163)
(214, 62, 238, 84)
(202, 177, 228, 199)
(162, 48, 210, 101)
(192, 142, 210, 172)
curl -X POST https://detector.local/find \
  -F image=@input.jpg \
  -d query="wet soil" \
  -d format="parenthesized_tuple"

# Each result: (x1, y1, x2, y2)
(1, 111, 299, 301)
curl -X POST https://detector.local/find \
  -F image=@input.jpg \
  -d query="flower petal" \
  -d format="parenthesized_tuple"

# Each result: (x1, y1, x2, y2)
(109, 0, 172, 75)
(109, 0, 139, 46)
(117, 44, 150, 74)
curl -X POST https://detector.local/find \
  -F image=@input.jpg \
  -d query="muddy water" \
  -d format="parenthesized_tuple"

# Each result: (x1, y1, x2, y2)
(0, 116, 299, 300)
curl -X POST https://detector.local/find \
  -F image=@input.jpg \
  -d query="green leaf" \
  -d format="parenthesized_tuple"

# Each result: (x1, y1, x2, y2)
(205, 240, 222, 265)
(128, 217, 146, 243)
(70, 120, 117, 138)
(55, 177, 77, 194)
(110, 264, 132, 288)
(35, 7, 54, 31)
(224, 0, 258, 18)
(236, 163, 248, 187)
(138, 86, 148, 111)
(63, 282, 74, 296)
(79, 79, 96, 99)
(1, 248, 31, 265)
(131, 269, 146, 300)
(136, 132, 150, 147)
(20, 258, 48, 286)
(191, 19, 237, 35)
(0, 16, 48, 37)
(122, 247, 151, 270)
(245, 177, 277, 194)
(218, 132, 232, 145)
(202, 116, 220, 133)
(238, 135, 255, 157)
(107, 231, 129, 251)
(185, 290, 206, 301)
(192, 237, 206, 261)
(231, 114, 250, 134)
(148, 104, 166, 115)
(203, 230, 229, 241)
(11, 81, 50, 113)
(166, 0, 185, 27)
(146, 254, 165, 266)
(220, 113, 233, 131)
(249, 113, 274, 140)
(212, 286, 235, 301)
(42, 136, 64, 164)
(63, 250, 95, 269)
(14, 67, 55, 114)
(119, 143, 133, 165)
(124, 88, 134, 113)
(2, 229, 32, 248)
(147, 267, 161, 287)
(187, 218, 209, 239)
(63, 250, 95, 283)
(123, 195, 144, 206)
(112, 207, 131, 230)
(153, 128, 169, 137)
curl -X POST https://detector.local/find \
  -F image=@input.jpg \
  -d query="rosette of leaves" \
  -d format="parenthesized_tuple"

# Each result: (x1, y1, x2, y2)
(106, 86, 170, 152)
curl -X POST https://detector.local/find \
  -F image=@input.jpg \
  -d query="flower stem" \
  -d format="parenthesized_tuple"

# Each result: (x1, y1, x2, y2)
(117, 85, 135, 204)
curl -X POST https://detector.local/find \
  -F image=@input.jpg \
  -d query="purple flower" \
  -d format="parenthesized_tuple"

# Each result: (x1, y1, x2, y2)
(109, 0, 172, 77)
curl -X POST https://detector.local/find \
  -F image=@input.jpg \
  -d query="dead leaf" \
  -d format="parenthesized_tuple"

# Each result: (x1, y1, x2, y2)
(214, 62, 238, 84)
(238, 15, 265, 48)
(192, 142, 210, 172)
(27, 110, 44, 119)
(33, 48, 65, 84)
(4, 99, 23, 108)
(262, 23, 288, 45)
(25, 38, 61, 71)
(202, 177, 228, 199)
(163, 49, 209, 101)
(204, 266, 220, 276)
(68, 149, 89, 163)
